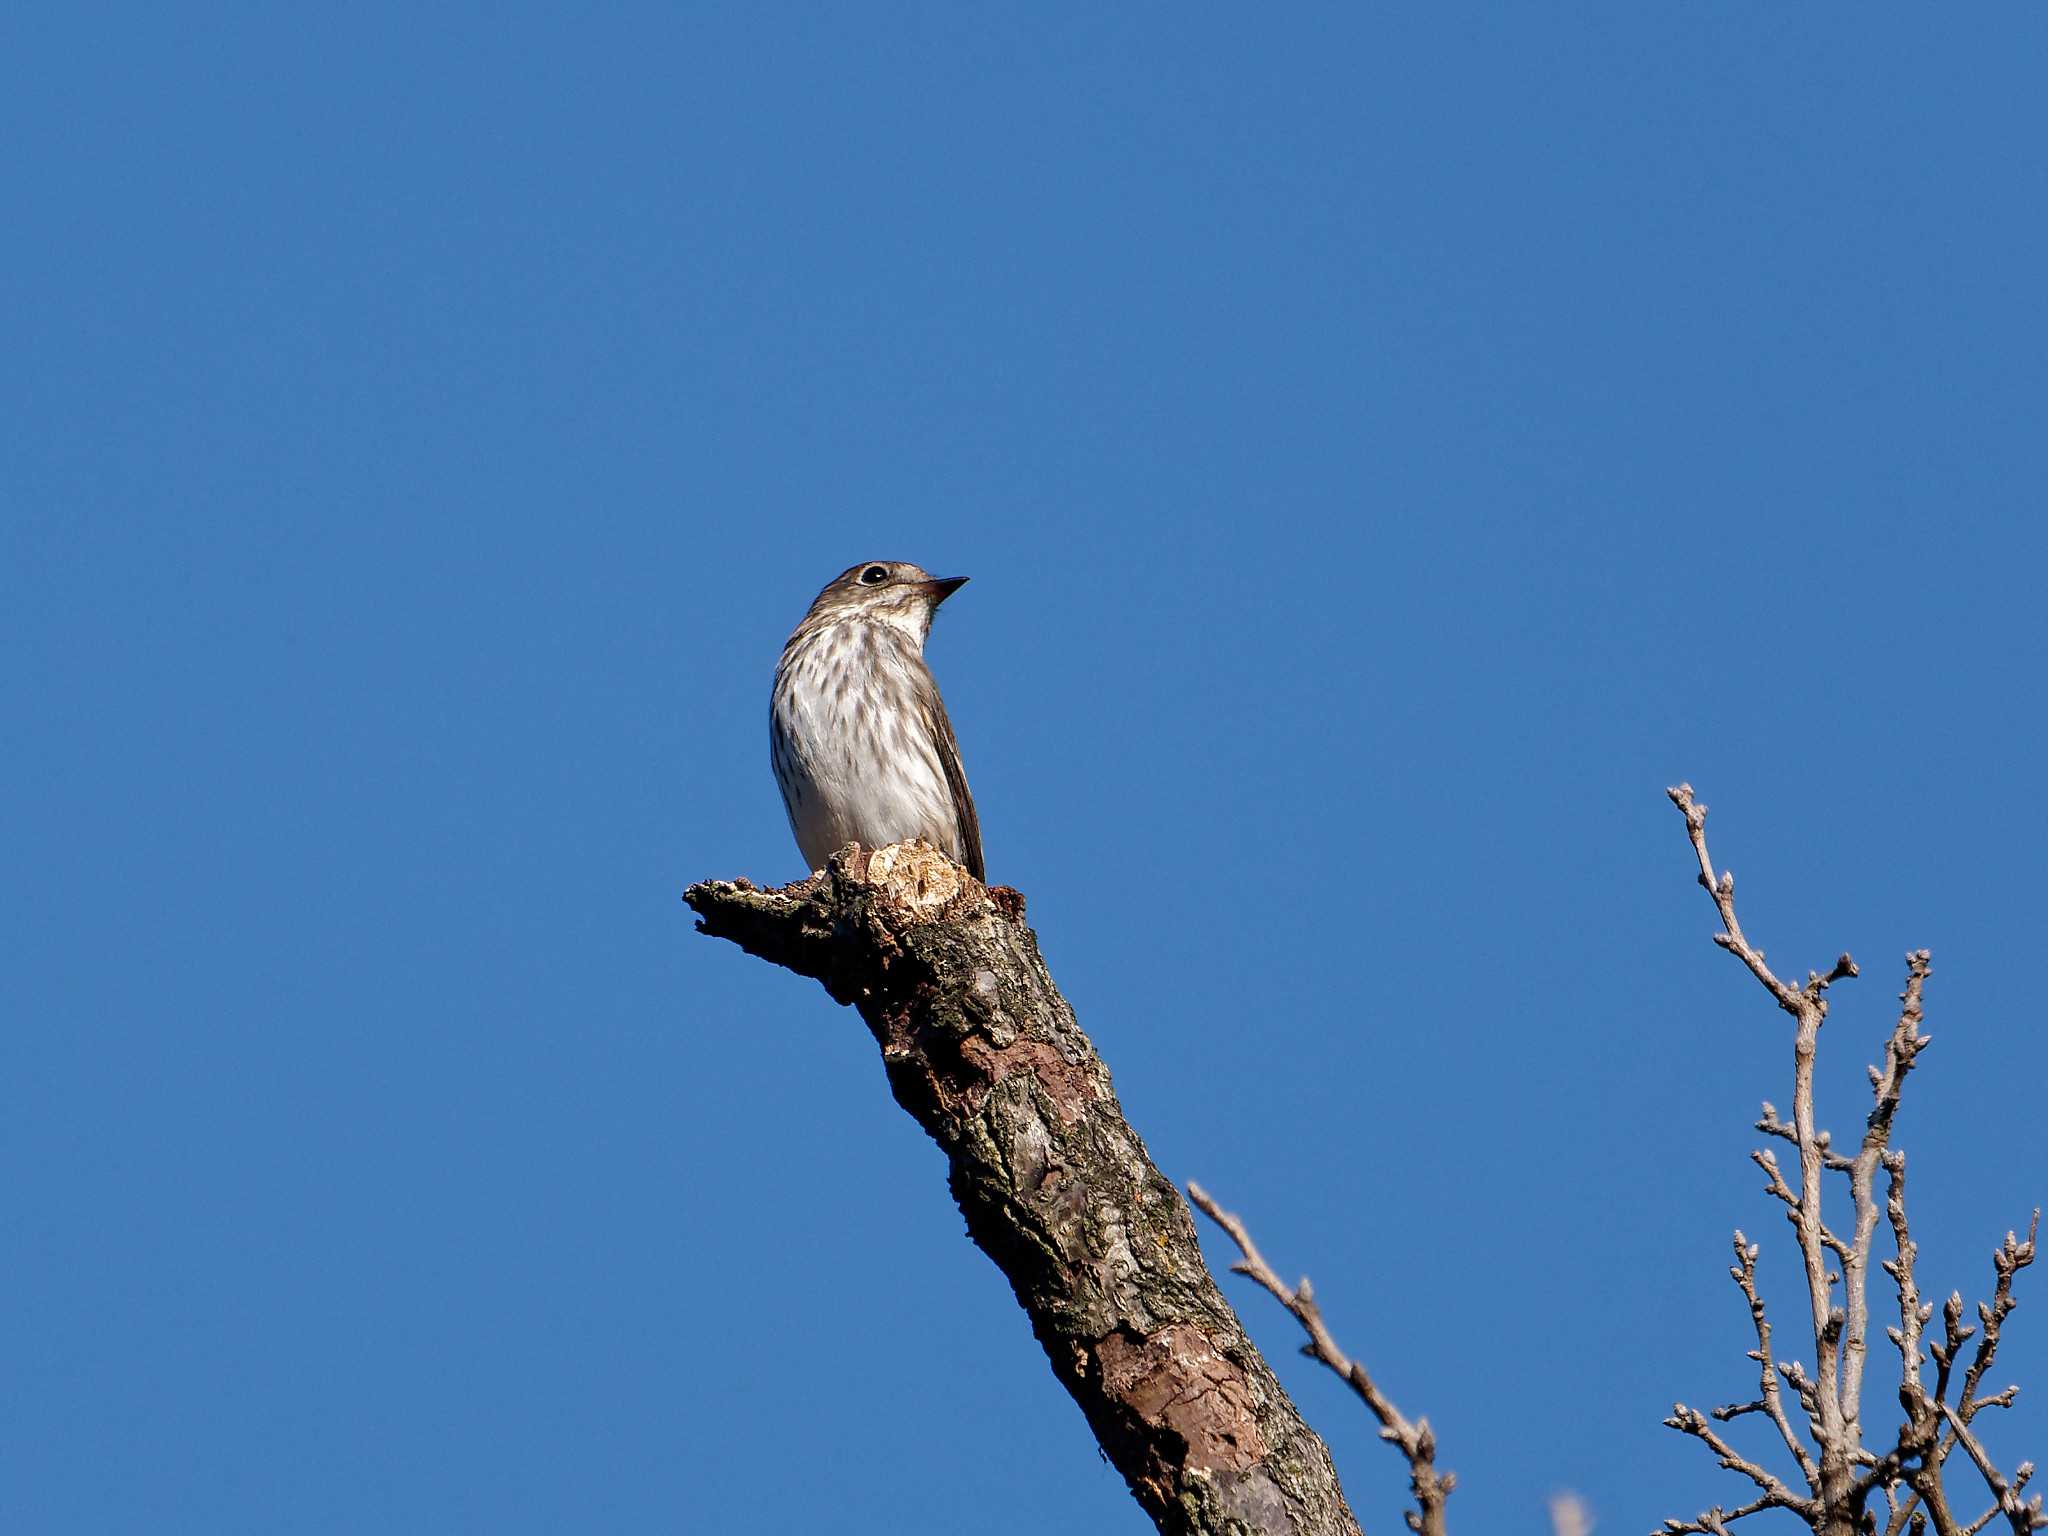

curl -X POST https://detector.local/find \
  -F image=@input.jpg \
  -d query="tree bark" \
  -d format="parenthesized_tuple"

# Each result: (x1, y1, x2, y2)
(685, 843, 1363, 1536)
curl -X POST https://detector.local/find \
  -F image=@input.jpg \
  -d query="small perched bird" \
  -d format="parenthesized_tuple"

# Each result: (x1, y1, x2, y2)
(770, 560, 985, 880)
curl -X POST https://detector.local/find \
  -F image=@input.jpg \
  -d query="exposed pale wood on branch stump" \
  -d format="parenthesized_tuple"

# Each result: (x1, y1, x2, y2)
(685, 841, 1362, 1536)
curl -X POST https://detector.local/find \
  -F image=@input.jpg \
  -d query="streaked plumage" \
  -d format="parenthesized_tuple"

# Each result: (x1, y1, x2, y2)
(770, 560, 984, 880)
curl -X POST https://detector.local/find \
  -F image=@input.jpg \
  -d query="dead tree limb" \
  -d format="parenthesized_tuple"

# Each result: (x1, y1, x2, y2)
(685, 841, 1363, 1536)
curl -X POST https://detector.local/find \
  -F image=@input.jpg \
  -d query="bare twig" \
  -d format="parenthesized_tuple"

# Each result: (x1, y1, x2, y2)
(1663, 1403, 1817, 1523)
(1721, 1231, 1821, 1484)
(1659, 1490, 1796, 1534)
(1661, 786, 2038, 1536)
(1665, 785, 1856, 1505)
(1665, 784, 1820, 1015)
(1186, 1182, 1452, 1536)
(1842, 953, 1935, 1429)
(1957, 1218, 2039, 1426)
(1923, 1217, 2046, 1531)
(1940, 1402, 2047, 1533)
(1884, 1151, 1931, 1391)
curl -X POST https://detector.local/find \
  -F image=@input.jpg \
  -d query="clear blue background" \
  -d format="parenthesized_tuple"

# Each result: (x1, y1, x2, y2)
(7, 7, 2045, 1532)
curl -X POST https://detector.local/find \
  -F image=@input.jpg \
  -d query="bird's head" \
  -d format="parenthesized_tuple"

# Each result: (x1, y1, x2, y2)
(803, 560, 969, 644)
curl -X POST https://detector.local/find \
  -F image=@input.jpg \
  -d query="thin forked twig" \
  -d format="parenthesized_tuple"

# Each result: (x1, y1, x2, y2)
(1662, 1401, 1817, 1529)
(1717, 1230, 1821, 1487)
(1186, 1181, 1453, 1536)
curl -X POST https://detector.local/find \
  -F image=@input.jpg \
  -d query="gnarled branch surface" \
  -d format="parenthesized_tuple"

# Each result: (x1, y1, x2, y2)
(686, 842, 1362, 1536)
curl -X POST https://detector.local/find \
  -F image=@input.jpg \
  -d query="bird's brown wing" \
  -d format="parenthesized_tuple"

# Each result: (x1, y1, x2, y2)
(927, 693, 985, 882)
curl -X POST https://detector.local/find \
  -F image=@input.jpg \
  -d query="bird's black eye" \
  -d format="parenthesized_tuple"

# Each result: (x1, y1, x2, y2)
(859, 565, 888, 585)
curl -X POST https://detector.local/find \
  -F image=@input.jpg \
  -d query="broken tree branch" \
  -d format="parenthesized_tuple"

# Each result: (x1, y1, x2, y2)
(686, 842, 1362, 1536)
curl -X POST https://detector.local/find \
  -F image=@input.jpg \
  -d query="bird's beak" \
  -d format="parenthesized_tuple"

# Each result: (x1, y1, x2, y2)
(924, 575, 969, 605)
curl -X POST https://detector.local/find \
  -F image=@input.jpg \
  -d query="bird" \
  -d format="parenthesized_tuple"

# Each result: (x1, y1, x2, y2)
(770, 560, 985, 881)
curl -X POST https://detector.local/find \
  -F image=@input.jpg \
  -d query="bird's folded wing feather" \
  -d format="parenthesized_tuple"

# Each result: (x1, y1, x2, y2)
(926, 695, 984, 882)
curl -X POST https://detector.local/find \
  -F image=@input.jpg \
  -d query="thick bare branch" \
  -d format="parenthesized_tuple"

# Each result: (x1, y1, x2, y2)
(686, 844, 1362, 1536)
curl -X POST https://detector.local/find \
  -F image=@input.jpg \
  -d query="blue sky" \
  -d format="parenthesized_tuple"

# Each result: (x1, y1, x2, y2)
(6, 6, 2046, 1532)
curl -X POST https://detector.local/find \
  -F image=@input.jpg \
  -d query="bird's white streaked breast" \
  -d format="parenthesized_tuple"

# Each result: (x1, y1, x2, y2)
(770, 618, 960, 873)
